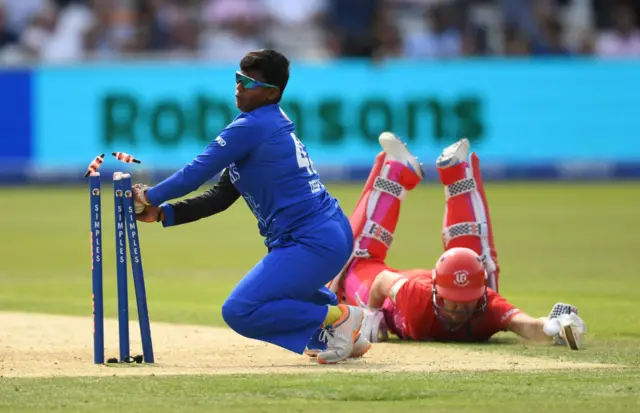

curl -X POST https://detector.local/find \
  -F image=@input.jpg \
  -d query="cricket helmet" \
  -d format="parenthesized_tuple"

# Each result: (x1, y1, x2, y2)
(432, 247, 487, 303)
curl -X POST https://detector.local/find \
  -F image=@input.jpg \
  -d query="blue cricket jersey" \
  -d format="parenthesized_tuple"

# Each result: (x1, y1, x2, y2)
(146, 104, 341, 247)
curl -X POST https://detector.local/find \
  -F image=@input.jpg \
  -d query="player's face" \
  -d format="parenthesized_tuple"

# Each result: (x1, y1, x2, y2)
(440, 299, 479, 324)
(235, 70, 280, 112)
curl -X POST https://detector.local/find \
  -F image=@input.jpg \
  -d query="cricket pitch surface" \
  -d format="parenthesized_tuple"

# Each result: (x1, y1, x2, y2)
(0, 312, 617, 378)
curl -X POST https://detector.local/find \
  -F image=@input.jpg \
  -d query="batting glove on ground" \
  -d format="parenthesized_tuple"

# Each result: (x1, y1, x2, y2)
(543, 302, 586, 350)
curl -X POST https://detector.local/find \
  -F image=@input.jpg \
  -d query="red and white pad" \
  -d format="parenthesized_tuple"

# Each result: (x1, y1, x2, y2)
(328, 152, 421, 293)
(437, 153, 500, 291)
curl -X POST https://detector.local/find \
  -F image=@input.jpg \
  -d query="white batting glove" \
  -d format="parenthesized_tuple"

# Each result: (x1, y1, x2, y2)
(542, 303, 586, 350)
(355, 292, 389, 343)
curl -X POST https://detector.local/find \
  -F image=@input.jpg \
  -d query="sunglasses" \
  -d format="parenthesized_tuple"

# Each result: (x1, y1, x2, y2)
(235, 71, 278, 90)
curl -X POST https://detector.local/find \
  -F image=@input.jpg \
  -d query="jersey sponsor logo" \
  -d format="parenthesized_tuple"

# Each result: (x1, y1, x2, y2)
(453, 270, 470, 287)
(229, 163, 240, 183)
(215, 136, 226, 147)
(500, 308, 520, 323)
(308, 179, 322, 194)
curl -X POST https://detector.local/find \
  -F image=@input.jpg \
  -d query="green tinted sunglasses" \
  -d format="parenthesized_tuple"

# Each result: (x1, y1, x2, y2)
(235, 71, 278, 90)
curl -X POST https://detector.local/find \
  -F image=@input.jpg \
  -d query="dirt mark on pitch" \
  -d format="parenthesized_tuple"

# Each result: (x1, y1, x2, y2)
(0, 312, 617, 378)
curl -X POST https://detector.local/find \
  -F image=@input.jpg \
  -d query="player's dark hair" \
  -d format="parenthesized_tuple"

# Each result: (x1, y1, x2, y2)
(240, 49, 290, 103)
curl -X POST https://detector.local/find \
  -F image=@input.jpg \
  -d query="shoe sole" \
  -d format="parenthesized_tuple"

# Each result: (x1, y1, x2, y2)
(306, 343, 371, 359)
(378, 132, 424, 179)
(436, 138, 469, 168)
(350, 343, 372, 358)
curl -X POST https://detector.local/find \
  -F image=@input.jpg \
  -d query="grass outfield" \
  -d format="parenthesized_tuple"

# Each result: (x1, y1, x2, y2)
(0, 182, 639, 412)
(2, 371, 639, 413)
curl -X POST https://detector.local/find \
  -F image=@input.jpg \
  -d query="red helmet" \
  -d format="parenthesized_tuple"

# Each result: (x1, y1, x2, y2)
(433, 247, 487, 302)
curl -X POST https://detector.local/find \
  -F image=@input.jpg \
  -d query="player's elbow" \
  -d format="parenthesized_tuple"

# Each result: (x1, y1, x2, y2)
(370, 271, 397, 307)
(368, 283, 385, 308)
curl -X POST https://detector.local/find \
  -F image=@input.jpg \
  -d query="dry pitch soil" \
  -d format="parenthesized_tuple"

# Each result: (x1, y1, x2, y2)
(0, 312, 615, 378)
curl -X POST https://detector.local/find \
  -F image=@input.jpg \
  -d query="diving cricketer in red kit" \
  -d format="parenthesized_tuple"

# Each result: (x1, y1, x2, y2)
(316, 133, 586, 353)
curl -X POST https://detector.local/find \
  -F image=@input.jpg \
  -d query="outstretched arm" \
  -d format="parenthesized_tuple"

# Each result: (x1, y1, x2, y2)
(508, 304, 586, 350)
(507, 313, 550, 342)
(135, 169, 241, 225)
(160, 168, 241, 227)
(143, 121, 259, 206)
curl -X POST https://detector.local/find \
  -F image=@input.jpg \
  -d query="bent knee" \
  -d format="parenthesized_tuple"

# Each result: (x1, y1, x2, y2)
(222, 298, 261, 338)
(222, 298, 246, 333)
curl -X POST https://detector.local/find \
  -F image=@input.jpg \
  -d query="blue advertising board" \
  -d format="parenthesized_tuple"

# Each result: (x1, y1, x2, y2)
(1, 59, 639, 182)
(0, 69, 32, 164)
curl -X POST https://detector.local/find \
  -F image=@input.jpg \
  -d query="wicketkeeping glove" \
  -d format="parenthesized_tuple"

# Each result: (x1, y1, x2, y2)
(132, 183, 151, 214)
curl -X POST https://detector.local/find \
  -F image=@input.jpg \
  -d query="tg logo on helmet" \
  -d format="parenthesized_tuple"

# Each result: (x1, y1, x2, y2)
(453, 270, 470, 287)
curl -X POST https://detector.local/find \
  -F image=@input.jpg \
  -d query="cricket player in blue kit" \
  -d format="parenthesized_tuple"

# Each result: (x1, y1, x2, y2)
(133, 49, 372, 364)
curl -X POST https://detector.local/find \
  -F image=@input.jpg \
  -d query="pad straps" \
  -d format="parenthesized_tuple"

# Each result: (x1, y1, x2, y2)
(445, 177, 476, 200)
(442, 221, 487, 245)
(374, 176, 407, 201)
(352, 176, 405, 259)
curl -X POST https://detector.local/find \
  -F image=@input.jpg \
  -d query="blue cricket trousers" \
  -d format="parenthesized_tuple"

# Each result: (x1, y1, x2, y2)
(221, 211, 353, 354)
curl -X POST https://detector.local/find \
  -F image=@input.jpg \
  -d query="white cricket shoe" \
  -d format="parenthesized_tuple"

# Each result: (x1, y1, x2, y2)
(436, 138, 470, 169)
(350, 333, 372, 358)
(305, 331, 371, 359)
(317, 305, 366, 364)
(378, 132, 424, 179)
